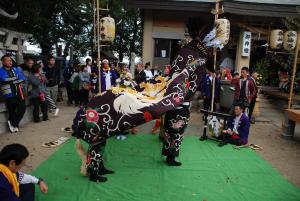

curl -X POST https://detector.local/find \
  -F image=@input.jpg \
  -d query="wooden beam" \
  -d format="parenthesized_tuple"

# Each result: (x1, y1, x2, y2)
(285, 109, 300, 123)
(235, 22, 269, 35)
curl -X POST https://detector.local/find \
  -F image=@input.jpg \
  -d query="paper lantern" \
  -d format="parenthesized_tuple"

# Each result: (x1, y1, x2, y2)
(283, 31, 297, 51)
(215, 19, 230, 46)
(270, 29, 283, 49)
(100, 17, 115, 42)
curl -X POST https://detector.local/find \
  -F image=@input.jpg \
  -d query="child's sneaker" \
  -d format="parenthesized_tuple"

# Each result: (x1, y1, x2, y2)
(54, 108, 60, 116)
(7, 121, 15, 133)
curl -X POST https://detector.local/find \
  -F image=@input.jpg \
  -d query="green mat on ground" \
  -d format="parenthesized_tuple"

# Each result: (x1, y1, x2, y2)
(33, 135, 300, 201)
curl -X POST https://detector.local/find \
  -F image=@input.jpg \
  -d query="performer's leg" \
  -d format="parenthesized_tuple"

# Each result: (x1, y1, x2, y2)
(162, 105, 190, 166)
(79, 122, 111, 182)
(87, 142, 108, 183)
(151, 119, 161, 135)
(158, 115, 165, 141)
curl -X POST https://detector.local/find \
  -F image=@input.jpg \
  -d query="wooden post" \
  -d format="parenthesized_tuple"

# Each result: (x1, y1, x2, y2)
(210, 0, 221, 112)
(288, 31, 300, 109)
(96, 0, 101, 94)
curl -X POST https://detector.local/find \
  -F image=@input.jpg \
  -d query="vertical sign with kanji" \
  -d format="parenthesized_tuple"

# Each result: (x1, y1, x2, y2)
(241, 31, 251, 57)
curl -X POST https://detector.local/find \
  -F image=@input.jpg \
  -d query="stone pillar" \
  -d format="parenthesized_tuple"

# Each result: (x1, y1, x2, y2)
(142, 10, 154, 65)
(281, 111, 295, 137)
(130, 52, 135, 76)
(16, 36, 23, 65)
(235, 31, 251, 73)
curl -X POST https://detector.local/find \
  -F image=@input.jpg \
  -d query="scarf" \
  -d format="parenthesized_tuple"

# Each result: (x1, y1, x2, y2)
(0, 163, 19, 197)
(103, 66, 111, 72)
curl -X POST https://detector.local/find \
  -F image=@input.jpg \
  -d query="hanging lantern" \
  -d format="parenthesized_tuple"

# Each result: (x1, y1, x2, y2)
(215, 18, 230, 46)
(100, 17, 115, 42)
(283, 31, 297, 51)
(270, 29, 283, 49)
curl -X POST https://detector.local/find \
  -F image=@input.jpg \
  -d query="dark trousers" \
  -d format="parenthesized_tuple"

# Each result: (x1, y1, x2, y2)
(79, 89, 89, 106)
(73, 90, 80, 105)
(203, 97, 216, 111)
(6, 97, 26, 127)
(222, 134, 244, 146)
(19, 183, 35, 201)
(31, 97, 48, 122)
(248, 96, 257, 120)
(66, 83, 74, 104)
(79, 119, 106, 178)
(162, 105, 190, 157)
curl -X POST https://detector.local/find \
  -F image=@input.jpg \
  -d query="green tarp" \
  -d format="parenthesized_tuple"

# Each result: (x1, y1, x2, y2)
(33, 135, 300, 201)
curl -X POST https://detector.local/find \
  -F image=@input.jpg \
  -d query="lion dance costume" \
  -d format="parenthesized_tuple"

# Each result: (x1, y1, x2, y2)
(72, 40, 208, 182)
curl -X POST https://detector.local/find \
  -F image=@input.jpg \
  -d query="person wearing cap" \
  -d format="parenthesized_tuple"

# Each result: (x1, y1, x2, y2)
(100, 59, 118, 93)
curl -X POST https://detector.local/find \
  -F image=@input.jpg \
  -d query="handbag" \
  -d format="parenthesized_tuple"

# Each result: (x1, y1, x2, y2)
(39, 93, 46, 102)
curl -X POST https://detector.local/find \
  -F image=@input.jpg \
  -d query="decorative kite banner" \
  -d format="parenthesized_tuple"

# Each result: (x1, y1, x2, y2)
(203, 18, 230, 50)
(270, 29, 284, 49)
(283, 31, 297, 51)
(100, 17, 115, 42)
(215, 18, 230, 46)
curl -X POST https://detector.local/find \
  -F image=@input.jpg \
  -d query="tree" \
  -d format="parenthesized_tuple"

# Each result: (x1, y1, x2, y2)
(108, 0, 142, 62)
(284, 6, 300, 31)
(2, 0, 93, 56)
(1, 0, 142, 61)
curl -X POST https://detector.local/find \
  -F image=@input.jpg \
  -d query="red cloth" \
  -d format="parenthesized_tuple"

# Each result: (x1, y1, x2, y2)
(231, 134, 239, 139)
(231, 76, 256, 102)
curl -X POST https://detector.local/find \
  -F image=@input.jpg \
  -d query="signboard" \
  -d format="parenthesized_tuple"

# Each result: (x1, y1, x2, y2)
(241, 31, 251, 57)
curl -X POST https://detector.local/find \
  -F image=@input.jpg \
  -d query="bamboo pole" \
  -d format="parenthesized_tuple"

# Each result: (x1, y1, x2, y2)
(96, 0, 101, 94)
(93, 0, 96, 51)
(287, 31, 300, 109)
(210, 0, 221, 112)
